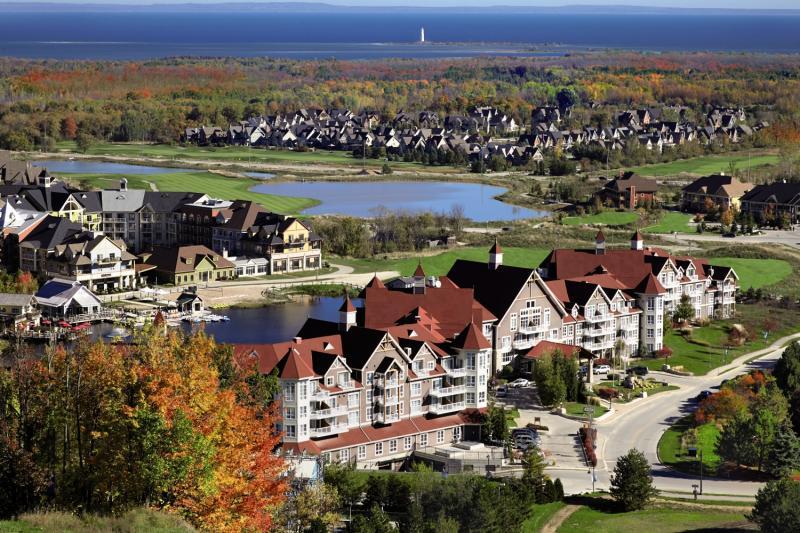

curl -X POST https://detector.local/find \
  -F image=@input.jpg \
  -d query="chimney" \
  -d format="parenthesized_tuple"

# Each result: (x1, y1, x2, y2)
(293, 336, 302, 345)
(222, 248, 228, 259)
(595, 230, 606, 256)
(631, 230, 644, 251)
(488, 238, 503, 270)
(120, 177, 128, 192)
(629, 184, 636, 210)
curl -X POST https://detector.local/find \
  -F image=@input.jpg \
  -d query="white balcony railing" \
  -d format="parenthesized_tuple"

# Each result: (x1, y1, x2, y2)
(512, 338, 535, 351)
(445, 366, 471, 377)
(376, 394, 400, 406)
(310, 424, 347, 438)
(429, 401, 466, 415)
(585, 326, 614, 337)
(376, 412, 400, 424)
(518, 322, 546, 335)
(311, 388, 330, 401)
(430, 385, 467, 397)
(309, 406, 347, 419)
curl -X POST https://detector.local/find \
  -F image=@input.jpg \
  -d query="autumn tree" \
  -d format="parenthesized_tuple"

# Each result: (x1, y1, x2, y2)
(60, 116, 78, 140)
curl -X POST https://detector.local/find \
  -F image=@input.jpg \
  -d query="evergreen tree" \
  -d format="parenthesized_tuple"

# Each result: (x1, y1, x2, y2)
(775, 342, 800, 398)
(610, 449, 658, 511)
(553, 478, 565, 501)
(673, 293, 695, 323)
(766, 422, 800, 478)
(748, 478, 800, 533)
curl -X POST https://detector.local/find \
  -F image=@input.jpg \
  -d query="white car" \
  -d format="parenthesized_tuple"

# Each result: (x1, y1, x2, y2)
(593, 364, 612, 375)
(508, 378, 530, 388)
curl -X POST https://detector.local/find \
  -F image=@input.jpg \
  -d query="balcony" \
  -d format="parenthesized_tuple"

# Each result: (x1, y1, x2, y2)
(518, 322, 546, 335)
(512, 338, 535, 351)
(310, 424, 347, 438)
(376, 394, 400, 406)
(585, 326, 614, 337)
(309, 406, 347, 419)
(430, 385, 467, 397)
(375, 378, 398, 390)
(497, 343, 513, 354)
(311, 388, 331, 401)
(444, 366, 470, 377)
(376, 412, 400, 424)
(429, 401, 466, 415)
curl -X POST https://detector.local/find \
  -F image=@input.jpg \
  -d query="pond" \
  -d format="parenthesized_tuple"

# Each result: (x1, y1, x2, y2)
(39, 160, 194, 175)
(86, 296, 342, 345)
(251, 181, 546, 221)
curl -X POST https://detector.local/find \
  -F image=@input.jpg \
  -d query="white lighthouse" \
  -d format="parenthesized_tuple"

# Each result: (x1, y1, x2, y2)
(420, 27, 425, 43)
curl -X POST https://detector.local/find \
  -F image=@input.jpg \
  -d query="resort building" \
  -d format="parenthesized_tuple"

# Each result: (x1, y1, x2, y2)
(138, 245, 236, 285)
(681, 174, 752, 212)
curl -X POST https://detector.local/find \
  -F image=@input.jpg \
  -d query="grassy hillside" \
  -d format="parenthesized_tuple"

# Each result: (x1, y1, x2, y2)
(0, 509, 195, 533)
(630, 152, 778, 177)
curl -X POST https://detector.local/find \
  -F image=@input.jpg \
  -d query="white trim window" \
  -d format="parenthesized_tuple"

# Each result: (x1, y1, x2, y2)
(357, 445, 366, 460)
(436, 430, 445, 444)
(419, 433, 428, 447)
(340, 448, 349, 462)
(375, 442, 383, 456)
(389, 439, 397, 453)
(510, 313, 518, 331)
(404, 436, 413, 450)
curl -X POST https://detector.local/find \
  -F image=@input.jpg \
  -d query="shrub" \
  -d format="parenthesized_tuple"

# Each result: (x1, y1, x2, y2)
(598, 387, 620, 400)
(579, 427, 598, 467)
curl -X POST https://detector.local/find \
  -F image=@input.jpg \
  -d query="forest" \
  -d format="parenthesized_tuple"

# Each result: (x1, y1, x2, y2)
(1, 52, 800, 150)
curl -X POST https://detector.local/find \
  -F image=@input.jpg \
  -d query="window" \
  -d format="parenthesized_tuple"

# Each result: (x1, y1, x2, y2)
(478, 391, 486, 403)
(436, 430, 445, 444)
(340, 448, 349, 462)
(399, 386, 404, 398)
(501, 336, 511, 348)
(647, 328, 654, 339)
(404, 436, 413, 450)
(419, 433, 428, 447)
(299, 423, 307, 437)
(467, 393, 475, 404)
(427, 361, 434, 371)
(549, 328, 558, 339)
(283, 383, 295, 402)
(348, 411, 359, 427)
(367, 372, 374, 385)
(411, 382, 421, 396)
(285, 424, 296, 438)
(483, 323, 492, 337)
(467, 376, 476, 387)
(298, 382, 306, 400)
(411, 399, 422, 414)
(510, 313, 517, 331)
(299, 406, 307, 418)
(562, 325, 570, 338)
(348, 392, 359, 407)
(326, 376, 334, 386)
(284, 407, 295, 420)
(366, 390, 373, 404)
(357, 445, 366, 460)
(389, 439, 397, 453)
(375, 442, 383, 456)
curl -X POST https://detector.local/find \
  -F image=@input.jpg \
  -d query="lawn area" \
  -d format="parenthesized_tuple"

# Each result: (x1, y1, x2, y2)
(506, 406, 521, 428)
(594, 380, 679, 403)
(561, 211, 639, 226)
(334, 246, 550, 275)
(639, 303, 800, 375)
(522, 501, 566, 532)
(64, 171, 317, 215)
(630, 152, 779, 177)
(658, 415, 722, 476)
(643, 212, 694, 234)
(712, 257, 793, 290)
(0, 508, 195, 532)
(564, 401, 608, 419)
(558, 505, 749, 533)
(54, 140, 426, 169)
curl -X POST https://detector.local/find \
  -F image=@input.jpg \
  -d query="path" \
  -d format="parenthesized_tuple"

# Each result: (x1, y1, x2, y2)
(540, 504, 580, 533)
(554, 331, 800, 499)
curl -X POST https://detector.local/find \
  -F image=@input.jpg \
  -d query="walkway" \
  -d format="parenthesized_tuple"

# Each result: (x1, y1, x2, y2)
(540, 504, 580, 533)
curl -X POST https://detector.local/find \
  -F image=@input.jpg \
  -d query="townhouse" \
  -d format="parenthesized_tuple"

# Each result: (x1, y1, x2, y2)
(740, 182, 800, 225)
(594, 172, 659, 209)
(235, 287, 491, 469)
(681, 174, 752, 212)
(138, 245, 236, 285)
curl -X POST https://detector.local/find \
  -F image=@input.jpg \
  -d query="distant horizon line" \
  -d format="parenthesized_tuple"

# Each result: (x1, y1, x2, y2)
(1, 2, 798, 13)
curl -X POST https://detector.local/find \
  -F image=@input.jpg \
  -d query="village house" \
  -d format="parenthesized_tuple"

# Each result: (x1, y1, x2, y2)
(44, 232, 137, 293)
(34, 278, 104, 318)
(594, 172, 659, 209)
(0, 292, 38, 327)
(138, 245, 236, 285)
(681, 174, 752, 212)
(740, 182, 800, 225)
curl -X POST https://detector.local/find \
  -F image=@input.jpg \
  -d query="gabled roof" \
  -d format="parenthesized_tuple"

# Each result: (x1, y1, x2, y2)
(141, 245, 234, 274)
(489, 239, 502, 254)
(278, 347, 317, 379)
(524, 340, 585, 360)
(634, 273, 667, 294)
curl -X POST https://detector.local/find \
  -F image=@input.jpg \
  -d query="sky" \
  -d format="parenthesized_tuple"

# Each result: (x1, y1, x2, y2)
(6, 0, 799, 8)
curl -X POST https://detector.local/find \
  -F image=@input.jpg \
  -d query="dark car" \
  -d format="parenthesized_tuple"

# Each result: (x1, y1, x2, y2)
(626, 366, 649, 376)
(695, 390, 713, 402)
(722, 232, 736, 238)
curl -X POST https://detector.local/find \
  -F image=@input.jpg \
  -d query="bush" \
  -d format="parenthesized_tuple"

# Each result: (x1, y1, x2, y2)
(598, 387, 620, 400)
(579, 426, 598, 467)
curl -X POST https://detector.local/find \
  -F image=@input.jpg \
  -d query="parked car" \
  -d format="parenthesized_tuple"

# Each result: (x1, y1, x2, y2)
(514, 434, 540, 449)
(508, 378, 531, 388)
(593, 364, 612, 375)
(496, 385, 508, 398)
(722, 232, 737, 238)
(513, 429, 541, 445)
(627, 366, 649, 376)
(695, 390, 713, 402)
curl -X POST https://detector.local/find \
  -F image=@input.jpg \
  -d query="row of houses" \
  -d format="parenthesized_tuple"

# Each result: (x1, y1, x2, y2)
(183, 105, 763, 167)
(237, 236, 738, 468)
(0, 171, 322, 291)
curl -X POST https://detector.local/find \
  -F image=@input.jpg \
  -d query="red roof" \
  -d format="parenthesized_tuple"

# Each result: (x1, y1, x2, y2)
(451, 322, 491, 351)
(280, 347, 317, 379)
(366, 275, 385, 289)
(339, 294, 356, 313)
(413, 262, 426, 277)
(489, 239, 502, 254)
(525, 340, 584, 360)
(635, 273, 667, 295)
(632, 230, 643, 241)
(595, 230, 605, 242)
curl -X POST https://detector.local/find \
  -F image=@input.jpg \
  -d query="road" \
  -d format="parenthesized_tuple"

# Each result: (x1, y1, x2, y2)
(542, 332, 800, 498)
(665, 228, 800, 251)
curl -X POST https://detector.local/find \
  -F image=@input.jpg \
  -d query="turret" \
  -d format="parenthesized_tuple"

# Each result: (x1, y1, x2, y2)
(595, 230, 606, 256)
(489, 238, 503, 270)
(631, 230, 644, 251)
(338, 290, 356, 331)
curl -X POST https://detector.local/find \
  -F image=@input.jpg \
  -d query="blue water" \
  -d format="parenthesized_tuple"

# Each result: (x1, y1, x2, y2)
(251, 180, 545, 221)
(1, 12, 798, 59)
(39, 160, 193, 175)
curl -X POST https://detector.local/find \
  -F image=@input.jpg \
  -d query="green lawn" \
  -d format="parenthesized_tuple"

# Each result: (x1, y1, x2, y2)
(564, 402, 608, 419)
(713, 257, 793, 290)
(643, 212, 694, 234)
(54, 141, 427, 169)
(558, 505, 749, 533)
(64, 171, 317, 215)
(522, 501, 566, 532)
(334, 246, 550, 275)
(641, 303, 800, 375)
(562, 211, 639, 227)
(630, 152, 779, 177)
(658, 415, 722, 476)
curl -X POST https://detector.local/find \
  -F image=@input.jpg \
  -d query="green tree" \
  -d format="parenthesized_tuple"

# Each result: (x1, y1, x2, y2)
(716, 413, 757, 468)
(75, 131, 95, 153)
(748, 478, 800, 533)
(610, 449, 657, 511)
(381, 163, 393, 175)
(774, 342, 800, 397)
(482, 403, 509, 443)
(673, 293, 695, 323)
(766, 422, 800, 478)
(278, 482, 340, 533)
